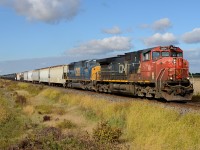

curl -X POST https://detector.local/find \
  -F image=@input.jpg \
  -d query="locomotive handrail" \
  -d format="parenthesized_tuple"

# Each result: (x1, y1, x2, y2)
(156, 68, 165, 81)
(156, 68, 165, 90)
(189, 72, 194, 84)
(159, 68, 166, 89)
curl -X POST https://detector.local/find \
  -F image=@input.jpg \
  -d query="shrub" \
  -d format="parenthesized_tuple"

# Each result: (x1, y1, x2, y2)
(93, 121, 122, 143)
(192, 92, 200, 101)
(43, 115, 51, 122)
(15, 95, 27, 106)
(81, 107, 99, 121)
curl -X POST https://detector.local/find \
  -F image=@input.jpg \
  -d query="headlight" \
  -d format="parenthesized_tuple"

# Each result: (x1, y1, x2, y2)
(187, 77, 190, 80)
(170, 77, 173, 80)
(173, 58, 176, 64)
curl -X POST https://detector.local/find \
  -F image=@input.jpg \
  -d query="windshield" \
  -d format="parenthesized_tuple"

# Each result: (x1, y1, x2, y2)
(171, 52, 183, 57)
(161, 51, 170, 57)
(152, 51, 160, 59)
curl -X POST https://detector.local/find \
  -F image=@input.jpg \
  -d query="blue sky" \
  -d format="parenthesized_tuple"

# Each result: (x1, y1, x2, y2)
(0, 0, 200, 74)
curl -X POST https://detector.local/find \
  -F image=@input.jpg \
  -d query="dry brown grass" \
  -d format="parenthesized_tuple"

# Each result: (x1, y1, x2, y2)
(23, 105, 35, 115)
(192, 77, 200, 95)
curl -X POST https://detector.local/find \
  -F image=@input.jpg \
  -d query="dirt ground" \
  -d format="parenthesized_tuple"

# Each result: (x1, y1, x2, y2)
(192, 77, 200, 95)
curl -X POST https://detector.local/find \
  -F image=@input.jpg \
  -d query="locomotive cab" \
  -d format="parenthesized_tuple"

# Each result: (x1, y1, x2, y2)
(148, 45, 193, 101)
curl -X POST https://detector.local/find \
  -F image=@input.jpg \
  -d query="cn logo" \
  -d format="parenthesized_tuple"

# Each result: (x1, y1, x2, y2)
(119, 64, 127, 73)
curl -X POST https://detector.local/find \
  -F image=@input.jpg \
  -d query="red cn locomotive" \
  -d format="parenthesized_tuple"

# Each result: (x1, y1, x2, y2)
(139, 45, 193, 101)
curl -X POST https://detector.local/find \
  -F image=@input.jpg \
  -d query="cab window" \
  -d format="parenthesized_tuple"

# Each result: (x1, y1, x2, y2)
(161, 51, 170, 57)
(177, 52, 183, 57)
(171, 52, 182, 57)
(171, 52, 177, 57)
(143, 52, 150, 61)
(152, 52, 160, 59)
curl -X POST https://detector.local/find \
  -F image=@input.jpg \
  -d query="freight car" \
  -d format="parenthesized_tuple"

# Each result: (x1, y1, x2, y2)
(0, 73, 17, 80)
(3, 45, 194, 101)
(49, 65, 68, 86)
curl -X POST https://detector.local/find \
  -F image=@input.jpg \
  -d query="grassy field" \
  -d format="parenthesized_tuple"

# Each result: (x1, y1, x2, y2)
(0, 79, 200, 149)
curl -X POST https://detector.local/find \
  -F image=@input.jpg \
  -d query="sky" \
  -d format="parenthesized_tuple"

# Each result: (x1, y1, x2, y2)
(0, 0, 200, 74)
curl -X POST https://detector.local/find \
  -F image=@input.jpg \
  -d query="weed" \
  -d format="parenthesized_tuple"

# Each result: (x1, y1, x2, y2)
(43, 115, 51, 122)
(93, 121, 122, 144)
(15, 95, 27, 105)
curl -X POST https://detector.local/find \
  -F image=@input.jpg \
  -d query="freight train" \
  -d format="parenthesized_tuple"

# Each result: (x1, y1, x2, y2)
(1, 45, 194, 101)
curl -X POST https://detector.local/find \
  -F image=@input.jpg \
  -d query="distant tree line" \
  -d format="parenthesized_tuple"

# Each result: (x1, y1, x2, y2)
(190, 73, 200, 77)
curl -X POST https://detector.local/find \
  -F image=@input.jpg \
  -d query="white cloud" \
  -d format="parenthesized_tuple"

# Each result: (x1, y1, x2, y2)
(102, 26, 122, 34)
(140, 18, 172, 32)
(152, 18, 172, 32)
(68, 36, 132, 56)
(183, 48, 200, 73)
(0, 0, 80, 23)
(182, 28, 200, 44)
(143, 33, 179, 47)
(184, 48, 200, 60)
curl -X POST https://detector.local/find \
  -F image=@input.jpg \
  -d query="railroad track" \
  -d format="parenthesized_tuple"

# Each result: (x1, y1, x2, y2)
(48, 85, 200, 113)
(9, 80, 200, 113)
